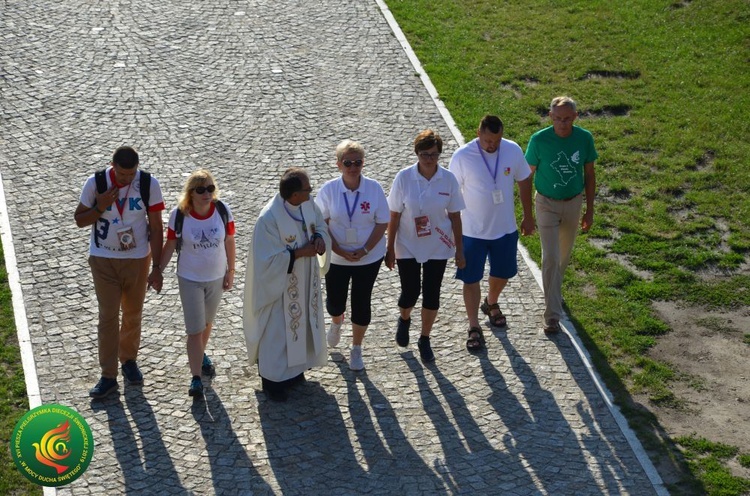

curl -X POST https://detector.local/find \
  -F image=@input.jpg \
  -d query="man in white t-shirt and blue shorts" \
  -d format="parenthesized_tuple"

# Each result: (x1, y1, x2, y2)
(449, 116, 535, 352)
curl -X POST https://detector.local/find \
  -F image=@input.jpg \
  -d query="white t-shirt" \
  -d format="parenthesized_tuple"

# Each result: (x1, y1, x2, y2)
(315, 175, 389, 266)
(448, 137, 531, 240)
(387, 164, 465, 262)
(79, 167, 165, 259)
(166, 202, 236, 282)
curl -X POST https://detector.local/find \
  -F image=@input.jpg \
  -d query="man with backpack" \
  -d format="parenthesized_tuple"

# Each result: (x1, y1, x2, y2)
(74, 146, 165, 398)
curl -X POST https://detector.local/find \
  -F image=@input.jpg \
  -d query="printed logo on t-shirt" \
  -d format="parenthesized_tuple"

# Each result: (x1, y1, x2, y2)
(107, 197, 144, 213)
(550, 151, 579, 190)
(190, 227, 221, 249)
(95, 196, 145, 251)
(571, 150, 580, 164)
(504, 167, 511, 176)
(360, 201, 371, 214)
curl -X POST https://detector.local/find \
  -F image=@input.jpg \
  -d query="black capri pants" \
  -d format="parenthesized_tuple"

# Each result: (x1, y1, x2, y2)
(324, 258, 383, 326)
(395, 258, 448, 311)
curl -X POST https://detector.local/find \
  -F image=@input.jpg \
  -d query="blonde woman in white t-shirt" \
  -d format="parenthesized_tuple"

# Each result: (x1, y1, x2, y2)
(385, 130, 466, 363)
(315, 140, 389, 371)
(159, 170, 236, 399)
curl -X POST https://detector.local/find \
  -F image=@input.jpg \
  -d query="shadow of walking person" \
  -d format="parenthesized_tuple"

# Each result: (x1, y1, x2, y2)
(191, 387, 273, 495)
(256, 376, 369, 495)
(400, 354, 536, 494)
(334, 359, 448, 495)
(90, 391, 186, 495)
(550, 332, 659, 495)
(485, 329, 603, 495)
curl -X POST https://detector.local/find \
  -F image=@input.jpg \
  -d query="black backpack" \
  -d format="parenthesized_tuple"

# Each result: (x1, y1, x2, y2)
(174, 200, 229, 253)
(93, 169, 151, 247)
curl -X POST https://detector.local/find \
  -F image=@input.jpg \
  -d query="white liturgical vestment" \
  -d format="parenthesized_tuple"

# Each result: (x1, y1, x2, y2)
(243, 194, 330, 382)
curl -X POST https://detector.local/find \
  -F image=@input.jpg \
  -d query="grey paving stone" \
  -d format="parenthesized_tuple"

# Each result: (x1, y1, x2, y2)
(1, 0, 658, 494)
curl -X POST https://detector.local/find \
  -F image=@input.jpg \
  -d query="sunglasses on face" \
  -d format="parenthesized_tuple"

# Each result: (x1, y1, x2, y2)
(193, 185, 216, 194)
(342, 159, 364, 168)
(418, 152, 441, 159)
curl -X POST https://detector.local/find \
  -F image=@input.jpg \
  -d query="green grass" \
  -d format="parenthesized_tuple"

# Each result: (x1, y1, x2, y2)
(676, 435, 750, 496)
(0, 243, 41, 495)
(384, 0, 749, 493)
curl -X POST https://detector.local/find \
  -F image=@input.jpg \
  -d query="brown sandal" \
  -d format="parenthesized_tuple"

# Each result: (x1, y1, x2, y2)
(480, 297, 507, 327)
(466, 327, 485, 352)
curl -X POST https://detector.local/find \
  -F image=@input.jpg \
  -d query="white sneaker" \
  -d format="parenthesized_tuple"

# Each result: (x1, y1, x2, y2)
(327, 321, 342, 347)
(349, 345, 364, 371)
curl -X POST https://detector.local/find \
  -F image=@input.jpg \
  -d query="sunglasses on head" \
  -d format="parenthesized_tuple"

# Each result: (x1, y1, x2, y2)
(342, 159, 364, 168)
(193, 185, 216, 194)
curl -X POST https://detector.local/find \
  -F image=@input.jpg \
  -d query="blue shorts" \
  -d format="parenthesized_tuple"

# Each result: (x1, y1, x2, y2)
(456, 231, 519, 284)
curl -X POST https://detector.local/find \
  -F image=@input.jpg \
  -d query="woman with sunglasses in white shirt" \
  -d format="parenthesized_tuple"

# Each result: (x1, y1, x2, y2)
(315, 140, 389, 371)
(159, 169, 236, 398)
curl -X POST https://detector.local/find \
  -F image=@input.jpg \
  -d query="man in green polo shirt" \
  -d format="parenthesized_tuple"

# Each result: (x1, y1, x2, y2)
(525, 96, 598, 334)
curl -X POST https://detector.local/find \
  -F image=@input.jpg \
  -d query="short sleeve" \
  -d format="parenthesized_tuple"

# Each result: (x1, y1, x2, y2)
(387, 172, 405, 213)
(373, 181, 390, 222)
(79, 176, 97, 208)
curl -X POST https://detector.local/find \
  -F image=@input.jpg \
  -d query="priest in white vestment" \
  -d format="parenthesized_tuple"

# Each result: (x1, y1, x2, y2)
(243, 168, 330, 401)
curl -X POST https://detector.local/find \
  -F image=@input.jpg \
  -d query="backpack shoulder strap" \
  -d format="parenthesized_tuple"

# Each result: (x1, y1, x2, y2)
(175, 209, 185, 253)
(139, 171, 151, 212)
(214, 200, 229, 229)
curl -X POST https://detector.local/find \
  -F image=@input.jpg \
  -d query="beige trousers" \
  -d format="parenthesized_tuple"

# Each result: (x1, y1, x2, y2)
(89, 255, 150, 378)
(535, 193, 583, 323)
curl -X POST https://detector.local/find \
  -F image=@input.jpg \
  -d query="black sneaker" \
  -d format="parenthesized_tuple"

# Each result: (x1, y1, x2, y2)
(396, 317, 411, 347)
(201, 353, 216, 378)
(89, 377, 118, 399)
(121, 360, 143, 385)
(417, 335, 435, 363)
(189, 376, 204, 398)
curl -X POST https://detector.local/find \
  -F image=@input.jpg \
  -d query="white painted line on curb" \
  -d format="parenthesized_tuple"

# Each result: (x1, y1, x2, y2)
(0, 171, 57, 496)
(374, 1, 668, 494)
(0, 171, 43, 409)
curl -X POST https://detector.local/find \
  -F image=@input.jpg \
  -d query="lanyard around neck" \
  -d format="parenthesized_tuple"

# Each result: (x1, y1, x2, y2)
(284, 202, 309, 241)
(343, 190, 360, 225)
(475, 140, 499, 183)
(109, 169, 132, 218)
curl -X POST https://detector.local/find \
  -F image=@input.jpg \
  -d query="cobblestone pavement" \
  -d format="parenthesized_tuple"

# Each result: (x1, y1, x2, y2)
(2, 0, 659, 494)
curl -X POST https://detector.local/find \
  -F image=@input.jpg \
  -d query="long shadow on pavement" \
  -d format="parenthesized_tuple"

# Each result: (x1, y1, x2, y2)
(256, 375, 369, 495)
(487, 328, 603, 495)
(191, 387, 273, 495)
(335, 358, 449, 495)
(91, 389, 186, 495)
(548, 332, 659, 495)
(404, 353, 538, 495)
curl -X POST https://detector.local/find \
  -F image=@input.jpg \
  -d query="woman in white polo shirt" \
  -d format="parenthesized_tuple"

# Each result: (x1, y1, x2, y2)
(159, 169, 236, 398)
(385, 130, 466, 363)
(315, 140, 389, 371)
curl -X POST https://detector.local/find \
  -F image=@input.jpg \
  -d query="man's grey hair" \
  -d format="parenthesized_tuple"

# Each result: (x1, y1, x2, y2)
(550, 96, 577, 112)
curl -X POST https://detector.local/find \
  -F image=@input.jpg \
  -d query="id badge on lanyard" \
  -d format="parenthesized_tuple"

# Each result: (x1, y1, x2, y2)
(414, 215, 432, 237)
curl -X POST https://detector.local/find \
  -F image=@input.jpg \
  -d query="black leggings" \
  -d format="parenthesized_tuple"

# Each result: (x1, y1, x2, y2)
(324, 258, 383, 326)
(395, 258, 447, 311)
